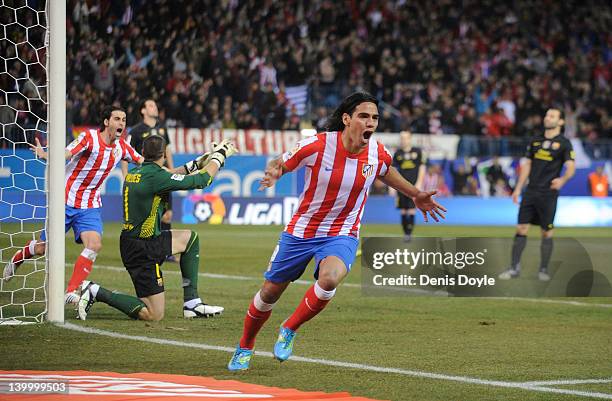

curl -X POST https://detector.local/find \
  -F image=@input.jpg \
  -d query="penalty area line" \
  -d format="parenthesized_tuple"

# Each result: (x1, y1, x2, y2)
(58, 322, 612, 400)
(521, 378, 612, 386)
(86, 263, 612, 309)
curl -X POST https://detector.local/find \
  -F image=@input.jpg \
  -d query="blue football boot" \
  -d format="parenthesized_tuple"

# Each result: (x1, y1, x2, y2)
(228, 346, 253, 371)
(273, 326, 296, 362)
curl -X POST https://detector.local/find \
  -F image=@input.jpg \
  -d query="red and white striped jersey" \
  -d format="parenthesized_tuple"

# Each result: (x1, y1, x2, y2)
(65, 129, 141, 209)
(282, 131, 393, 238)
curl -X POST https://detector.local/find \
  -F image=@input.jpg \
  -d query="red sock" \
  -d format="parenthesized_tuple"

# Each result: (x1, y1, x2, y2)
(284, 285, 331, 331)
(66, 255, 94, 293)
(239, 301, 272, 349)
(11, 241, 35, 267)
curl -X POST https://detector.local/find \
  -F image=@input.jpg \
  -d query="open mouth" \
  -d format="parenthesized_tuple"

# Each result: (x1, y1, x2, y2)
(362, 130, 373, 143)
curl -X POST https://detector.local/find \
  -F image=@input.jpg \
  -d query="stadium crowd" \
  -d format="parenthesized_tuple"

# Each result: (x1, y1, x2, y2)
(0, 0, 610, 155)
(61, 0, 610, 139)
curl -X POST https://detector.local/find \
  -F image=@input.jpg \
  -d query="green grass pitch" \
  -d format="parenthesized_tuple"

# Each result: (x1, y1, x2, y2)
(1, 223, 611, 401)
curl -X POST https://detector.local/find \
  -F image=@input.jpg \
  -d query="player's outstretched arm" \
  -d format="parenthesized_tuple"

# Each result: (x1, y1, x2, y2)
(29, 138, 48, 160)
(204, 139, 238, 176)
(259, 157, 285, 190)
(379, 166, 446, 222)
(30, 137, 71, 160)
(180, 151, 212, 175)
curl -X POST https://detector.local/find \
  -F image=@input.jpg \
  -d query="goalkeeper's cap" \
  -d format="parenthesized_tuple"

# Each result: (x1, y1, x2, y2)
(142, 135, 166, 162)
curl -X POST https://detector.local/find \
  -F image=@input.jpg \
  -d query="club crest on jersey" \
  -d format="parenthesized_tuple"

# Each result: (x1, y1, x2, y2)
(552, 142, 560, 150)
(543, 140, 551, 149)
(362, 163, 374, 178)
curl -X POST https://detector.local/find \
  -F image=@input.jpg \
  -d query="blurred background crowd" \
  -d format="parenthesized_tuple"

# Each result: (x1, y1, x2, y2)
(1, 0, 610, 158)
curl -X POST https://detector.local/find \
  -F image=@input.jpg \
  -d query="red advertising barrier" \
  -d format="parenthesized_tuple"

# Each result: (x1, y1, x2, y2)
(71, 126, 459, 158)
(0, 370, 385, 400)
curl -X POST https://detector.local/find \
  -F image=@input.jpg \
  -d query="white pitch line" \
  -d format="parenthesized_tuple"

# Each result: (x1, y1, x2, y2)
(522, 378, 612, 386)
(58, 322, 612, 400)
(85, 263, 612, 308)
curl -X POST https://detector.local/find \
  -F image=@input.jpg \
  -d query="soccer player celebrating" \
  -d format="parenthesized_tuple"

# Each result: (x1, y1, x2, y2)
(393, 130, 426, 241)
(227, 92, 446, 371)
(499, 108, 575, 281)
(76, 136, 236, 321)
(3, 107, 143, 304)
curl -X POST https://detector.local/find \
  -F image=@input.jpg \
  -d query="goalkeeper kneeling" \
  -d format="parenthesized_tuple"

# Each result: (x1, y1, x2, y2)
(77, 136, 237, 321)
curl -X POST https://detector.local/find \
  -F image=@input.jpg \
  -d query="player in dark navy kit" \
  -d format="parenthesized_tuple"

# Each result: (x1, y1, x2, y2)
(393, 130, 426, 241)
(122, 99, 175, 233)
(499, 108, 575, 281)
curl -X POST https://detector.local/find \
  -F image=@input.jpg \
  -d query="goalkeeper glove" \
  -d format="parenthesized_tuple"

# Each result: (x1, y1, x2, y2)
(209, 139, 238, 168)
(184, 151, 212, 174)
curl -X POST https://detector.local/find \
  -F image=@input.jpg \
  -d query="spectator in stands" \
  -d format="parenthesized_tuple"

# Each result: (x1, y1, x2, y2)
(448, 158, 477, 195)
(0, 97, 17, 147)
(493, 178, 511, 197)
(486, 157, 509, 196)
(588, 166, 609, 197)
(423, 164, 451, 197)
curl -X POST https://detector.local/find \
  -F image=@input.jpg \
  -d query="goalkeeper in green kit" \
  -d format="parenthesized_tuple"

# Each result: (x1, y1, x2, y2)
(77, 135, 237, 321)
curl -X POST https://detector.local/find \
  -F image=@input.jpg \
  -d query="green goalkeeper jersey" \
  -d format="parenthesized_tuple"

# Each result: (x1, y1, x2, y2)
(122, 162, 213, 239)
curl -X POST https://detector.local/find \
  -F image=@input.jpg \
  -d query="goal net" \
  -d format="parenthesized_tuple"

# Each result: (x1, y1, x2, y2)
(0, 0, 49, 324)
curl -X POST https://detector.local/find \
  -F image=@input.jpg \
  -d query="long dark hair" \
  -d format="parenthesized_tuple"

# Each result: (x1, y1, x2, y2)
(324, 92, 378, 131)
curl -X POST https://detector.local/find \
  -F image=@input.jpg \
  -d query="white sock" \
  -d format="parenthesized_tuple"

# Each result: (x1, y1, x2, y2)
(89, 283, 100, 299)
(184, 298, 202, 309)
(314, 281, 336, 300)
(81, 248, 98, 262)
(28, 240, 37, 255)
(253, 290, 275, 312)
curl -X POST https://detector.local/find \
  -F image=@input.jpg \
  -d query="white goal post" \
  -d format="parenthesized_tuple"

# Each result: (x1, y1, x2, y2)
(47, 0, 66, 323)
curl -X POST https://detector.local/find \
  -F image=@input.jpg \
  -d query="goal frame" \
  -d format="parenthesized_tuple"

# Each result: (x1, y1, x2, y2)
(47, 1, 65, 323)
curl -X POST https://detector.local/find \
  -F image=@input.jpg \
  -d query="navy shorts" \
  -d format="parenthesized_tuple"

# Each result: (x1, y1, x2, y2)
(518, 190, 559, 231)
(264, 232, 359, 283)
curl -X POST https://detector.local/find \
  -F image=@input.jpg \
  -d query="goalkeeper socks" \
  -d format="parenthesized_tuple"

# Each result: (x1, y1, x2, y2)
(511, 234, 527, 269)
(284, 282, 335, 331)
(406, 214, 415, 235)
(11, 240, 37, 267)
(540, 237, 554, 272)
(66, 248, 96, 293)
(95, 286, 146, 319)
(239, 291, 274, 349)
(180, 231, 200, 302)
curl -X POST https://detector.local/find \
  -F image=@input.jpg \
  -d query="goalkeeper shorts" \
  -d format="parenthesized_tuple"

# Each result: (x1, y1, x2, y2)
(120, 231, 173, 298)
(264, 232, 359, 283)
